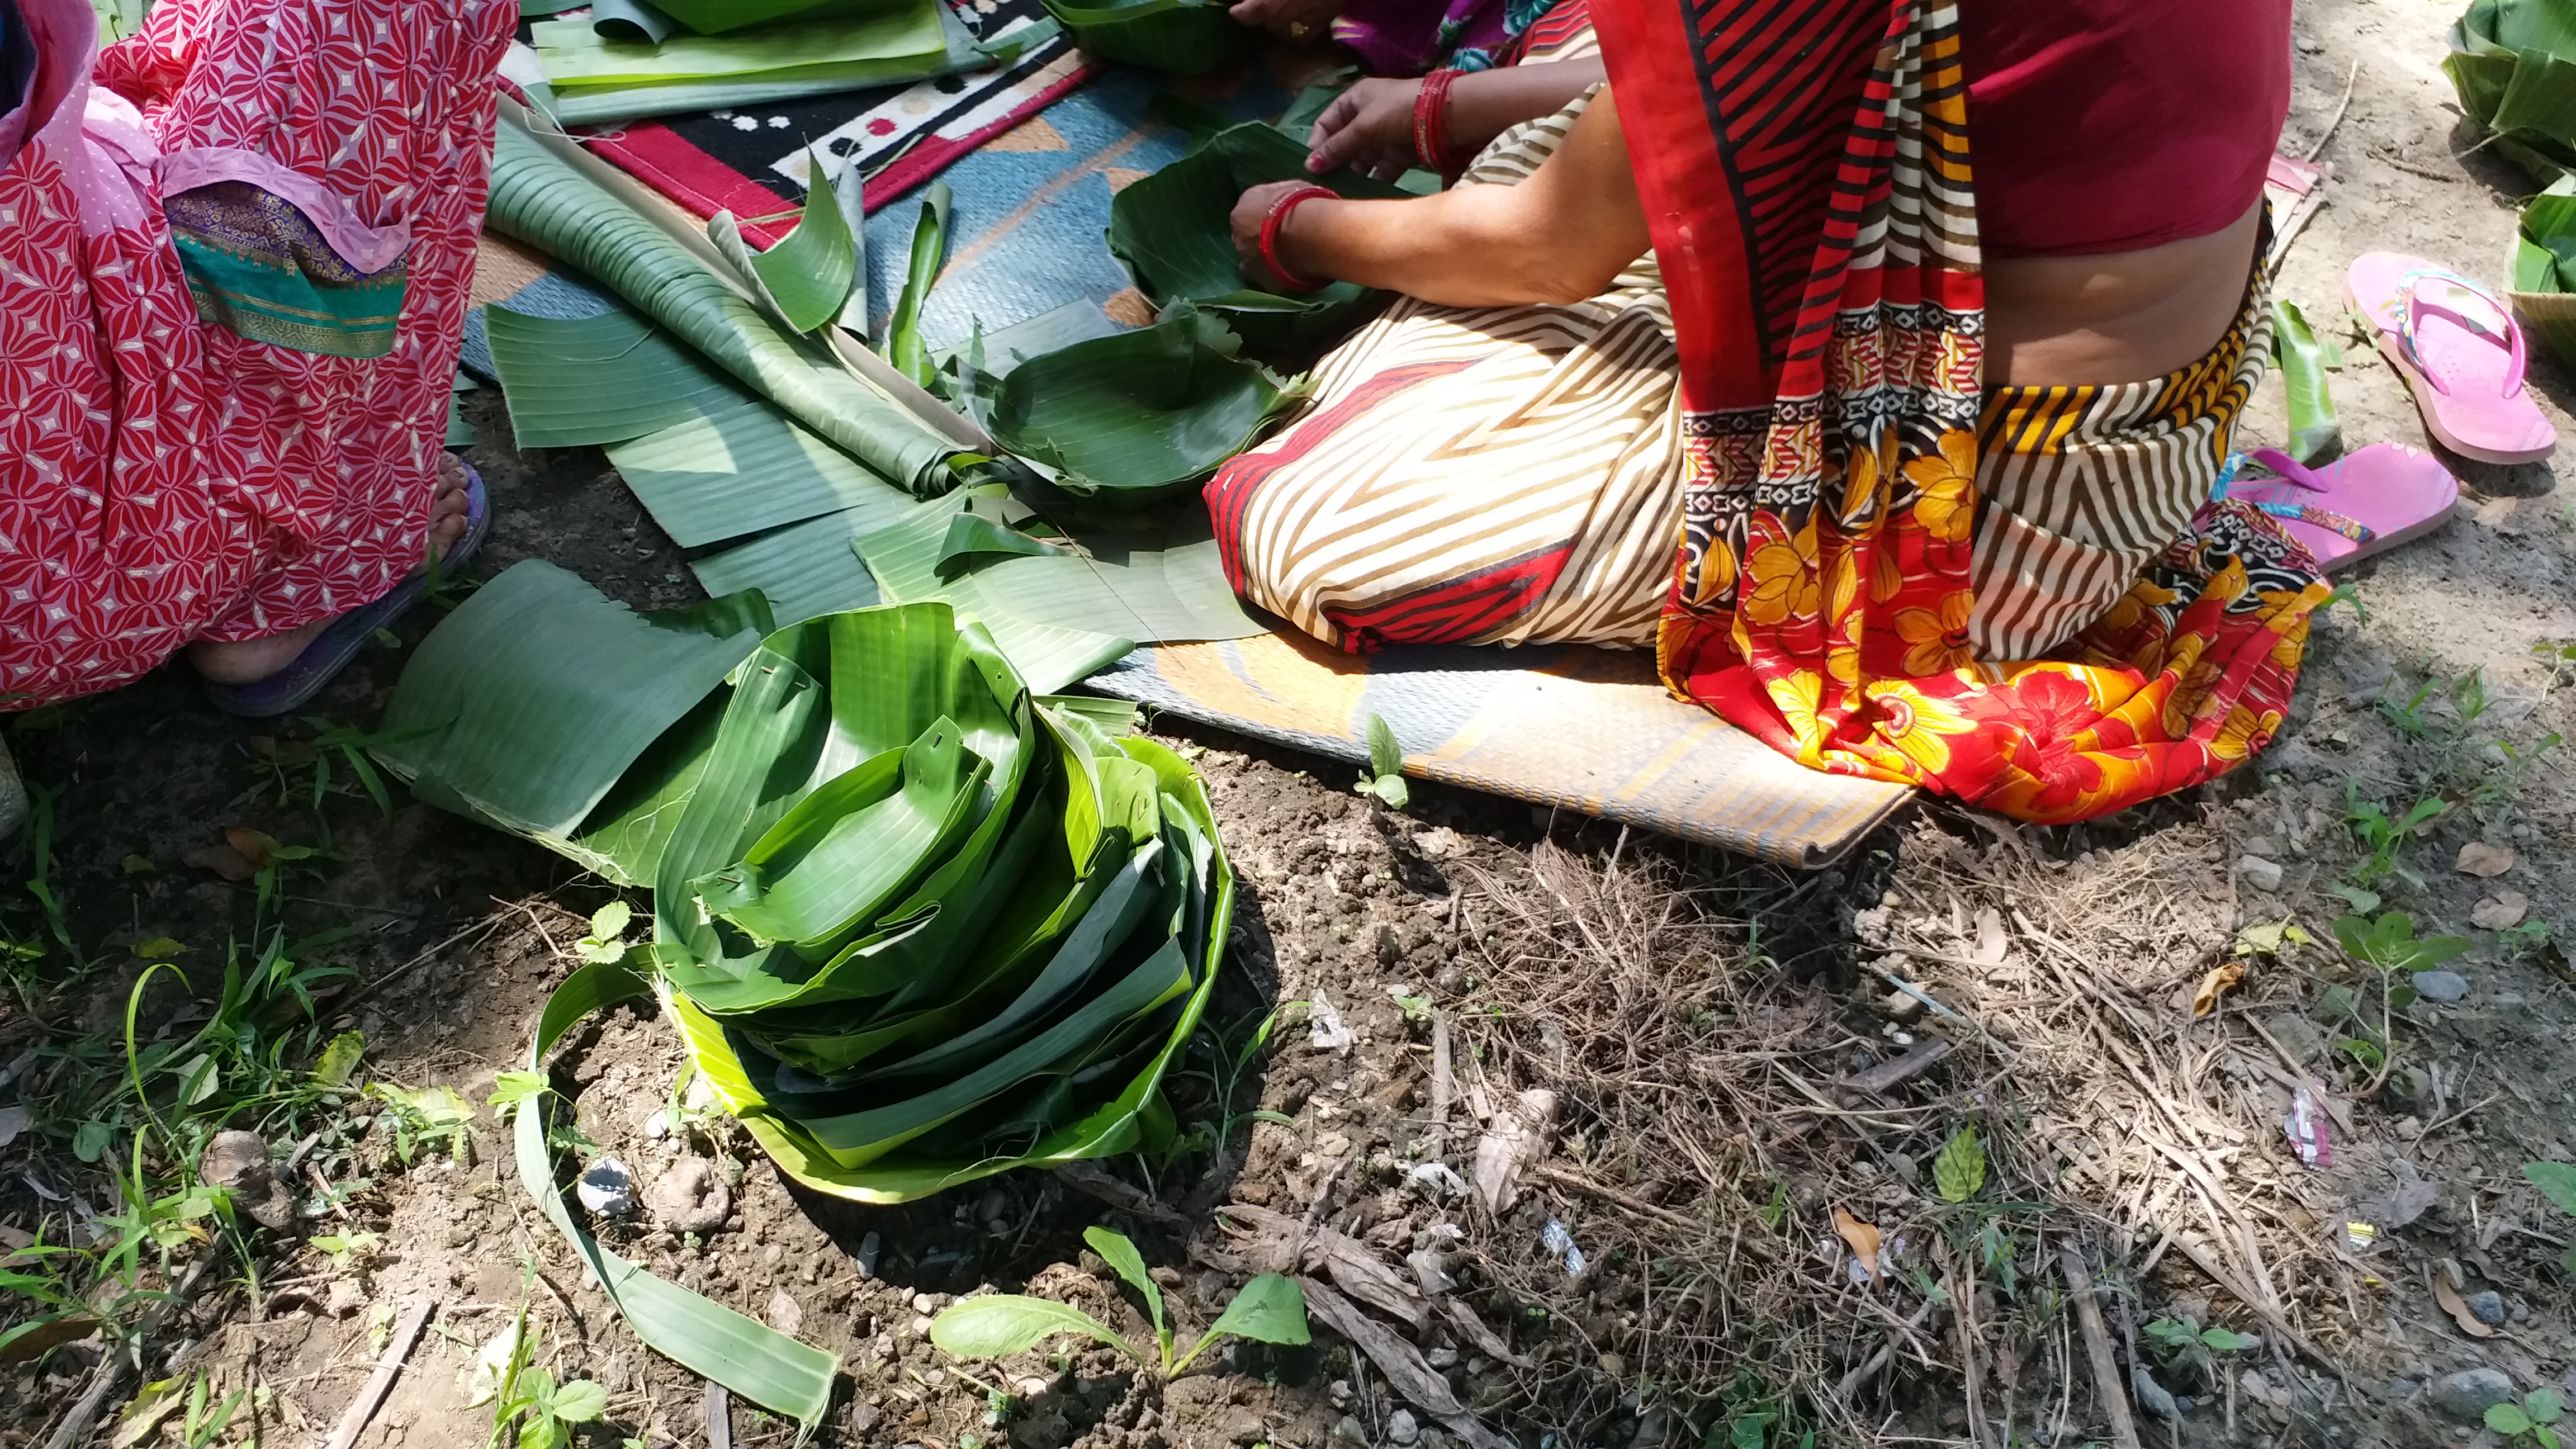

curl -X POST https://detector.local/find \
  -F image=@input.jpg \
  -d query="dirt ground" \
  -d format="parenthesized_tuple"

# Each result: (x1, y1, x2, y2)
(4, 0, 2576, 1445)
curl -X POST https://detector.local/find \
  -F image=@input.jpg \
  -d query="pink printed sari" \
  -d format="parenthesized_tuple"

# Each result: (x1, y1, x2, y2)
(0, 0, 510, 708)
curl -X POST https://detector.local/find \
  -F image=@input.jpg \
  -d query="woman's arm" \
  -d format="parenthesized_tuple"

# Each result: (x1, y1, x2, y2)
(1232, 85, 1648, 308)
(1304, 60, 1610, 178)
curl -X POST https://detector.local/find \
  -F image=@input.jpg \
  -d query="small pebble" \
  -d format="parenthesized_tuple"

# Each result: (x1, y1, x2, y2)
(2236, 855, 2285, 892)
(2466, 1290, 2508, 1327)
(858, 1230, 882, 1278)
(1385, 1409, 1421, 1446)
(911, 1291, 938, 1314)
(2431, 1368, 2517, 1422)
(575, 1158, 636, 1217)
(2413, 970, 2470, 1003)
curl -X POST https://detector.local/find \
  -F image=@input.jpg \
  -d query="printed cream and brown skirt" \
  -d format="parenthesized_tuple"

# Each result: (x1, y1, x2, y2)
(1205, 73, 2277, 669)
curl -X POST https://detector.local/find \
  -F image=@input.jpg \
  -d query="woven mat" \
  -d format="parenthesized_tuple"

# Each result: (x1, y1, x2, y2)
(1086, 634, 1908, 867)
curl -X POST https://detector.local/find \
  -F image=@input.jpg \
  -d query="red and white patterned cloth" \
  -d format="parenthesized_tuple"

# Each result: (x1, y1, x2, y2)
(0, 0, 509, 707)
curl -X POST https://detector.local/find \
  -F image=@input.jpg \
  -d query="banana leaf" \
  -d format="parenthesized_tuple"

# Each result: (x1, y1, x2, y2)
(606, 396, 914, 548)
(693, 509, 886, 624)
(517, 962, 837, 1427)
(484, 307, 746, 449)
(2513, 173, 2576, 371)
(386, 591, 1231, 1224)
(2447, 0, 2576, 183)
(485, 110, 964, 494)
(1107, 122, 1407, 357)
(543, 16, 1054, 125)
(591, 0, 679, 43)
(858, 491, 1261, 643)
(533, 3, 946, 86)
(371, 561, 774, 885)
(886, 182, 954, 389)
(1038, 0, 1250, 73)
(983, 306, 1299, 501)
(707, 149, 861, 337)
(2269, 299, 2341, 464)
(654, 0, 902, 32)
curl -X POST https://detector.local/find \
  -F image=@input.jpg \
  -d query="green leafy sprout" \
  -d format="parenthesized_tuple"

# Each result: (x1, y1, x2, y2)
(2489, 1389, 2565, 1448)
(1356, 713, 1408, 811)
(2527, 1161, 2576, 1276)
(931, 1226, 1309, 1377)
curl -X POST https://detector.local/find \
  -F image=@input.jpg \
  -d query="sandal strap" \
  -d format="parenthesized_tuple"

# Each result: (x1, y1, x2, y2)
(2218, 451, 2376, 544)
(2392, 267, 2525, 399)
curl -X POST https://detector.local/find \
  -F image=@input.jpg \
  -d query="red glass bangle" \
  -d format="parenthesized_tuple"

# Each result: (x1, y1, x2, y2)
(1259, 184, 1338, 293)
(1413, 68, 1462, 173)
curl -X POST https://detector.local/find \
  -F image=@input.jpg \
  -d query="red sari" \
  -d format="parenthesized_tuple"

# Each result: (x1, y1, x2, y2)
(1591, 0, 2329, 823)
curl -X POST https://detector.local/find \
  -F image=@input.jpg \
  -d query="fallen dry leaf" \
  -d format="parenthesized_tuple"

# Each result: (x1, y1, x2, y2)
(222, 825, 280, 870)
(2191, 961, 2247, 1019)
(1832, 1208, 1883, 1283)
(2455, 842, 2517, 878)
(2470, 891, 2530, 930)
(180, 842, 256, 883)
(2431, 1267, 2496, 1339)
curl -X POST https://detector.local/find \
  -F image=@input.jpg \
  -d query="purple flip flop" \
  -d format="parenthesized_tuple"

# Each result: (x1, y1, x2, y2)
(203, 461, 491, 719)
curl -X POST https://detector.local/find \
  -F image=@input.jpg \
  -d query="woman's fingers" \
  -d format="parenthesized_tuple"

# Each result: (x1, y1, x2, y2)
(1305, 91, 1366, 172)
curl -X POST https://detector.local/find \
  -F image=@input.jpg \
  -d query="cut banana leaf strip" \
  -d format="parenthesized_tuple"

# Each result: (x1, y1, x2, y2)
(372, 561, 771, 880)
(485, 306, 745, 449)
(692, 510, 884, 626)
(1037, 0, 1251, 73)
(607, 396, 915, 548)
(2269, 299, 2342, 464)
(518, 963, 837, 1427)
(1107, 122, 1405, 357)
(591, 0, 680, 42)
(984, 306, 1298, 501)
(653, 0, 905, 34)
(486, 107, 964, 494)
(941, 511, 1065, 575)
(859, 486, 1261, 645)
(886, 182, 954, 390)
(708, 149, 861, 336)
(533, 3, 946, 86)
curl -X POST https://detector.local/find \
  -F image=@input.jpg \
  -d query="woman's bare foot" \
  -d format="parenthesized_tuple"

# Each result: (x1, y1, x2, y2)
(427, 452, 470, 564)
(190, 454, 473, 687)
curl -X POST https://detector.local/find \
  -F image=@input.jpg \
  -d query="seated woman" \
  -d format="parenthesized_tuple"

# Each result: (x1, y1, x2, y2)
(0, 0, 505, 831)
(1209, 0, 2335, 824)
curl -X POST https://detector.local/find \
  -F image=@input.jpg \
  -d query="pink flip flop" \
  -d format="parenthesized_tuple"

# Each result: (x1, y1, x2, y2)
(2222, 444, 2460, 572)
(2347, 253, 2558, 465)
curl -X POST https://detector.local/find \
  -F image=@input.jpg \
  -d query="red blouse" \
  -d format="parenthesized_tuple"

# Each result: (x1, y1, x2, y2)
(1960, 0, 2294, 257)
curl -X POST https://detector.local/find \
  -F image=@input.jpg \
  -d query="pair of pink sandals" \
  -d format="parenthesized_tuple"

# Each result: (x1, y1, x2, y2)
(2225, 251, 2557, 572)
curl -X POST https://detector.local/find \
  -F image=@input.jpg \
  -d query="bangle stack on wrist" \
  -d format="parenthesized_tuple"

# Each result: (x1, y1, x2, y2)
(1412, 69, 1463, 174)
(1259, 184, 1338, 293)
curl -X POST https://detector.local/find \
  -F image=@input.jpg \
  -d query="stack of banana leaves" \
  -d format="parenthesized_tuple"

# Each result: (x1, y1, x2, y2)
(373, 581, 1230, 1431)
(520, 0, 1063, 125)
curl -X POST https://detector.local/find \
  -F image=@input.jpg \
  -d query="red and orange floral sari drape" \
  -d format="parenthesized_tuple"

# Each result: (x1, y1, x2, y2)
(1590, 0, 2331, 823)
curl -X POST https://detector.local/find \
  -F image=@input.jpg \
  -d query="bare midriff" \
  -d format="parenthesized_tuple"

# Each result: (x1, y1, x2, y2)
(1981, 198, 2264, 387)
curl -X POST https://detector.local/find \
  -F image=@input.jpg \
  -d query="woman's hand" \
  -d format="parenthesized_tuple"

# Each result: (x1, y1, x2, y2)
(1231, 180, 1326, 289)
(1227, 0, 1336, 42)
(1305, 77, 1423, 179)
